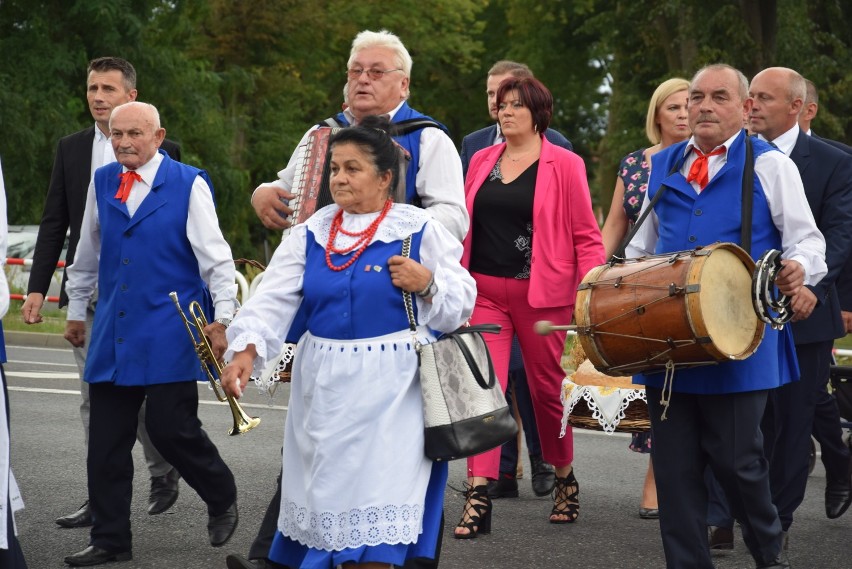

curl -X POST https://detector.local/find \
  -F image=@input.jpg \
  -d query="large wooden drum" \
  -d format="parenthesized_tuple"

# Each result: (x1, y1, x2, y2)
(574, 242, 763, 376)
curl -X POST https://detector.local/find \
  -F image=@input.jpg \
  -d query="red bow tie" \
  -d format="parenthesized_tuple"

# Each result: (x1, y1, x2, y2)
(686, 146, 726, 190)
(115, 170, 142, 203)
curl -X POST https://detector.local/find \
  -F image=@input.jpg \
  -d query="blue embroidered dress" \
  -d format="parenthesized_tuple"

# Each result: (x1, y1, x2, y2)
(226, 204, 475, 568)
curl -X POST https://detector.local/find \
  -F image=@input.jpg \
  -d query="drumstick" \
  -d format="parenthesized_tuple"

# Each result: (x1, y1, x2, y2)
(533, 320, 577, 335)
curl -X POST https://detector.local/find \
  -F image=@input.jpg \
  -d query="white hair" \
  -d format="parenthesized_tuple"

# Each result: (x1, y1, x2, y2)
(110, 101, 161, 129)
(348, 29, 413, 78)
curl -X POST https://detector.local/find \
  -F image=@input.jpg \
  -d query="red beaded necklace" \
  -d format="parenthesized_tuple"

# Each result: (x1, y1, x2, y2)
(325, 198, 393, 271)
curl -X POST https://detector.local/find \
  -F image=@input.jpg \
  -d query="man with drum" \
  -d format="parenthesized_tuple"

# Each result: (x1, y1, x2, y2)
(627, 63, 826, 569)
(226, 29, 466, 569)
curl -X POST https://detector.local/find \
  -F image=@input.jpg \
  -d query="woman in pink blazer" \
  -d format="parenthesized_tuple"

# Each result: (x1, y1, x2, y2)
(455, 77, 605, 538)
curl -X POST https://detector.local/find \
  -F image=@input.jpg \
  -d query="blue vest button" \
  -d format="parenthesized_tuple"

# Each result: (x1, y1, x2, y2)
(694, 209, 702, 216)
(688, 236, 697, 243)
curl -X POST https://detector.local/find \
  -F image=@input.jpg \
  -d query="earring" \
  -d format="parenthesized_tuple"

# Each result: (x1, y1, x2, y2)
(534, 124, 539, 133)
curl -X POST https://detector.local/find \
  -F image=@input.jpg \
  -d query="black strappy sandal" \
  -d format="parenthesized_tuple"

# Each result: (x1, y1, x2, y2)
(550, 469, 580, 524)
(454, 483, 492, 539)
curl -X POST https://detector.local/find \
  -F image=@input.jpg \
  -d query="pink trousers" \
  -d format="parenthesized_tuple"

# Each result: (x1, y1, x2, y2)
(466, 272, 573, 479)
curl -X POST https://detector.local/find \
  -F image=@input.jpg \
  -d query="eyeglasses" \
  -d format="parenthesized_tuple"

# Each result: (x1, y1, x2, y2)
(346, 67, 403, 81)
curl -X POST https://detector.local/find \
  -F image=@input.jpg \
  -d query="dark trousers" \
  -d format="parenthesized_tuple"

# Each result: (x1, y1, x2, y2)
(249, 464, 443, 568)
(1, 498, 27, 569)
(762, 340, 838, 529)
(498, 337, 543, 475)
(812, 368, 852, 486)
(87, 381, 236, 552)
(648, 387, 782, 568)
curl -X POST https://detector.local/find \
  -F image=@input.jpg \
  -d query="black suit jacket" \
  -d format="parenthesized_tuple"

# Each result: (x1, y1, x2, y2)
(788, 131, 852, 343)
(28, 126, 180, 306)
(813, 133, 852, 312)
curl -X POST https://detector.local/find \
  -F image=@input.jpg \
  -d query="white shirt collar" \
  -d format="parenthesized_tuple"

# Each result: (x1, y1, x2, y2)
(344, 100, 405, 125)
(683, 130, 743, 158)
(757, 124, 800, 156)
(93, 123, 109, 143)
(124, 151, 164, 186)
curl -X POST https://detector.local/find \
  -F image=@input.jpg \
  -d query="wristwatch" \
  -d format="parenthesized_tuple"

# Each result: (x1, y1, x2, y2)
(214, 317, 232, 328)
(415, 276, 438, 299)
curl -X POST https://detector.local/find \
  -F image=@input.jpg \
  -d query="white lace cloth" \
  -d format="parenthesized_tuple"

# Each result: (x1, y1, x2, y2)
(560, 376, 647, 435)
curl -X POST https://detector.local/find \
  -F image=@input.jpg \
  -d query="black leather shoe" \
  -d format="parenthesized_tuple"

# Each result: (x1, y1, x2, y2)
(529, 454, 556, 497)
(56, 501, 93, 528)
(225, 553, 267, 569)
(486, 476, 518, 499)
(708, 525, 734, 550)
(638, 507, 659, 519)
(64, 545, 132, 566)
(825, 479, 851, 519)
(148, 467, 180, 515)
(209, 502, 239, 547)
(756, 552, 790, 568)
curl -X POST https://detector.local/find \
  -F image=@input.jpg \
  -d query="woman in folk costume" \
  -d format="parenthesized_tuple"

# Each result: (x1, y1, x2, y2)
(0, 159, 28, 568)
(221, 116, 476, 569)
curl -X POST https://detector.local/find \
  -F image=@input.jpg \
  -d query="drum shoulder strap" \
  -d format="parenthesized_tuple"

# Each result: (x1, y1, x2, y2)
(741, 135, 754, 253)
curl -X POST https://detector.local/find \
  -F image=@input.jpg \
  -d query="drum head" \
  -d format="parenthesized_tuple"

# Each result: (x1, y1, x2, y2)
(697, 247, 761, 357)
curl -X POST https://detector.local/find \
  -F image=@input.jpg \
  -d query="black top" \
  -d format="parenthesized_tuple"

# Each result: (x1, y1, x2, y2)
(469, 159, 538, 278)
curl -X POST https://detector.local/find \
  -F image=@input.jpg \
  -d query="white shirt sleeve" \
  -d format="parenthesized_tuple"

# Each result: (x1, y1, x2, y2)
(225, 226, 306, 371)
(754, 151, 827, 285)
(625, 191, 659, 258)
(414, 128, 469, 242)
(186, 177, 238, 319)
(65, 179, 100, 321)
(414, 219, 476, 333)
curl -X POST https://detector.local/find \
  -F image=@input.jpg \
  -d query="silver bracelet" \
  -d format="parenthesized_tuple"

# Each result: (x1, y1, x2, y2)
(415, 275, 435, 298)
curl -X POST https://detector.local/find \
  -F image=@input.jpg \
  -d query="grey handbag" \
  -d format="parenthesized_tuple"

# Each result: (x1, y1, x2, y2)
(401, 237, 518, 461)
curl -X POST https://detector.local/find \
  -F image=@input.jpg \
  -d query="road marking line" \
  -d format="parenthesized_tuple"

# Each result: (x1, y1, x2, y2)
(7, 360, 78, 368)
(7, 386, 287, 411)
(6, 371, 79, 379)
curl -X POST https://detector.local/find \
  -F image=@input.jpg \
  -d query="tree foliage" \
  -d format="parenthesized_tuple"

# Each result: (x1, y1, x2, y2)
(2, 0, 852, 258)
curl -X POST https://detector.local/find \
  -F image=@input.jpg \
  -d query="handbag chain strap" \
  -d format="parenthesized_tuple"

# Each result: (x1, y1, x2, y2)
(400, 236, 422, 349)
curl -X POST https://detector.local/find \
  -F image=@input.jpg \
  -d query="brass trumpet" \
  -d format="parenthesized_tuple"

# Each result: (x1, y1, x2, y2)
(169, 291, 261, 436)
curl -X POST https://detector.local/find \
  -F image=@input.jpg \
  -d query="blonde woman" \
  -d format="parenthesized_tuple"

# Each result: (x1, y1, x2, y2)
(600, 78, 690, 519)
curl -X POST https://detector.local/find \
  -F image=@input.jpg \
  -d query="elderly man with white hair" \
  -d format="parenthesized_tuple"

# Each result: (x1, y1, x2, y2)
(64, 101, 240, 566)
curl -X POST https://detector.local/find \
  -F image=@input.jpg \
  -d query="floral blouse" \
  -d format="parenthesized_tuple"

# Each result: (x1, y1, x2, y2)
(618, 148, 649, 224)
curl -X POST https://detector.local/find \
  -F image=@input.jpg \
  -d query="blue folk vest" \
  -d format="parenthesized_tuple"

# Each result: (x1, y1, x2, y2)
(287, 223, 424, 342)
(86, 152, 212, 386)
(333, 102, 449, 204)
(634, 131, 798, 394)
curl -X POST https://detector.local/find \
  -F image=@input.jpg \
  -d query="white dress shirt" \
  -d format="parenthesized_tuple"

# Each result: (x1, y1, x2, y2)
(90, 123, 116, 177)
(254, 100, 469, 241)
(626, 130, 827, 285)
(66, 152, 237, 321)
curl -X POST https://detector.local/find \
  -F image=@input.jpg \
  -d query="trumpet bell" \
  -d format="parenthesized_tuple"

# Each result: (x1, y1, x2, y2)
(170, 291, 261, 436)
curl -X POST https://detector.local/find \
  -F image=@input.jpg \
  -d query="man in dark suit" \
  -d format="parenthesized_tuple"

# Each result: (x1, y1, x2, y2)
(460, 60, 572, 177)
(798, 77, 852, 519)
(458, 60, 572, 501)
(21, 57, 181, 529)
(749, 67, 852, 536)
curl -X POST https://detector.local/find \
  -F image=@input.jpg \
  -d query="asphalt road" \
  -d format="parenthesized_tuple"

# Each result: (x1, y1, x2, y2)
(5, 337, 851, 569)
